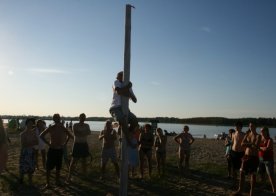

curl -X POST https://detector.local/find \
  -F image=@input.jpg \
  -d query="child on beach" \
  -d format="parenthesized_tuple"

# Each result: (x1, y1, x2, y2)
(99, 120, 120, 180)
(174, 125, 194, 172)
(19, 118, 38, 185)
(225, 129, 235, 178)
(138, 124, 154, 179)
(154, 128, 167, 177)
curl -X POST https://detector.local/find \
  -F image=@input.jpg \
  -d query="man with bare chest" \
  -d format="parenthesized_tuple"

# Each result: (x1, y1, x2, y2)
(40, 113, 73, 188)
(235, 122, 261, 196)
(230, 121, 245, 187)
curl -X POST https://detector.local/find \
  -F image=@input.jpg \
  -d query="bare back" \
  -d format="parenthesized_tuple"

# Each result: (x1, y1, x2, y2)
(232, 131, 246, 152)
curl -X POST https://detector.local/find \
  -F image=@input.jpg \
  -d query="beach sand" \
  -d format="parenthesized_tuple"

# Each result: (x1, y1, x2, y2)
(0, 130, 275, 196)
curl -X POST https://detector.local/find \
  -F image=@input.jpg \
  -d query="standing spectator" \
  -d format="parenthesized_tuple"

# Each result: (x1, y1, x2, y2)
(109, 71, 138, 146)
(0, 118, 9, 173)
(225, 129, 235, 178)
(138, 124, 154, 179)
(19, 118, 38, 185)
(235, 122, 261, 196)
(67, 113, 91, 182)
(174, 125, 195, 172)
(34, 119, 47, 170)
(99, 120, 120, 180)
(230, 121, 246, 188)
(154, 128, 167, 177)
(128, 127, 140, 178)
(258, 127, 275, 193)
(40, 114, 73, 188)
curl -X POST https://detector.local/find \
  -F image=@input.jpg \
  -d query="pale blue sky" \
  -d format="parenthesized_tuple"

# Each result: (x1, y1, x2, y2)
(1, 0, 276, 118)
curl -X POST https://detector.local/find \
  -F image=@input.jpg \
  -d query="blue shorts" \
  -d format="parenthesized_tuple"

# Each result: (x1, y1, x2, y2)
(109, 107, 137, 126)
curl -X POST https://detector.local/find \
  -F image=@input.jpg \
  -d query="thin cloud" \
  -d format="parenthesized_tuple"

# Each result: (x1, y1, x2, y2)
(8, 70, 14, 76)
(29, 68, 69, 74)
(151, 81, 160, 86)
(201, 26, 211, 33)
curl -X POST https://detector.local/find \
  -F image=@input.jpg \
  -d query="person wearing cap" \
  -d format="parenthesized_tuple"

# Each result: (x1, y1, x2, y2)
(109, 71, 138, 146)
(40, 113, 73, 188)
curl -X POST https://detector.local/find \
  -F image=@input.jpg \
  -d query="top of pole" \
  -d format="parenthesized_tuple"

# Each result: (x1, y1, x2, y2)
(126, 4, 135, 9)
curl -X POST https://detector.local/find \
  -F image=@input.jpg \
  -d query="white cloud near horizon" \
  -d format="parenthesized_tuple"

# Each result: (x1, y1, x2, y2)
(29, 68, 69, 74)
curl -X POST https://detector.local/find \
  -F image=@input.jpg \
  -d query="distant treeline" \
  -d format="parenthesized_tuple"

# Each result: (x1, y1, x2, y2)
(2, 115, 276, 127)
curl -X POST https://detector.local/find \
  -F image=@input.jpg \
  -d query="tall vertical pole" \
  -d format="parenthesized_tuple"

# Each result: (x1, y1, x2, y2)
(120, 4, 133, 196)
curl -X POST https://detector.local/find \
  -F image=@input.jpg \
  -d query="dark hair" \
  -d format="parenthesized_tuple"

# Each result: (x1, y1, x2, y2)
(229, 129, 235, 134)
(262, 127, 270, 138)
(235, 121, 243, 128)
(144, 124, 152, 129)
(25, 118, 36, 126)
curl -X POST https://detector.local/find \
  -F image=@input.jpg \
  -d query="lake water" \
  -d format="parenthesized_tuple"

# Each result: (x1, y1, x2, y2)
(45, 120, 276, 139)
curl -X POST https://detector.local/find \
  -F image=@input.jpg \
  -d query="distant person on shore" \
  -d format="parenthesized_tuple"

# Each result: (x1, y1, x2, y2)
(234, 122, 261, 196)
(99, 120, 120, 180)
(154, 128, 167, 177)
(258, 127, 276, 193)
(138, 124, 154, 179)
(109, 71, 138, 146)
(225, 129, 235, 178)
(174, 125, 195, 173)
(230, 121, 246, 188)
(67, 113, 91, 182)
(0, 118, 9, 174)
(19, 118, 38, 185)
(34, 119, 47, 170)
(40, 113, 73, 188)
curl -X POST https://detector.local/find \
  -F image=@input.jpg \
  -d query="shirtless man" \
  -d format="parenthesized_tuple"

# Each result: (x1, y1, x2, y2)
(40, 113, 73, 188)
(230, 121, 246, 187)
(67, 113, 91, 182)
(235, 122, 261, 196)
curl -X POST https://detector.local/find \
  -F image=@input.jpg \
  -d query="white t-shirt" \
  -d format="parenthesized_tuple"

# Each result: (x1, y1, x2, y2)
(34, 128, 46, 150)
(110, 79, 134, 109)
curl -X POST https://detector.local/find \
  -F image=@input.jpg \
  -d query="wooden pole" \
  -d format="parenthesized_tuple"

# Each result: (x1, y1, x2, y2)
(120, 4, 134, 196)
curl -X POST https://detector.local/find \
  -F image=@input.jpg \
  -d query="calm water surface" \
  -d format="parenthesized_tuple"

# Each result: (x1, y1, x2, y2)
(46, 120, 276, 139)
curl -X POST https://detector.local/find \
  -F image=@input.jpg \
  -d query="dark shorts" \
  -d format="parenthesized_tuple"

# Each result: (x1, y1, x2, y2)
(258, 159, 274, 176)
(72, 143, 90, 158)
(230, 150, 244, 170)
(109, 107, 137, 126)
(46, 148, 63, 171)
(139, 148, 152, 157)
(241, 155, 259, 174)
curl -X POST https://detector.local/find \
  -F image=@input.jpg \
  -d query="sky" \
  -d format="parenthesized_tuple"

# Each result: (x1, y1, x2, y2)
(1, 0, 276, 119)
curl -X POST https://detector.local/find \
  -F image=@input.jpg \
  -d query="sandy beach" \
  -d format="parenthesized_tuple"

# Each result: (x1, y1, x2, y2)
(0, 130, 275, 196)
